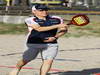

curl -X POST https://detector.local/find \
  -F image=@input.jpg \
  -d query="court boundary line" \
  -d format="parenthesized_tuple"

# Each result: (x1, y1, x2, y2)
(0, 65, 65, 72)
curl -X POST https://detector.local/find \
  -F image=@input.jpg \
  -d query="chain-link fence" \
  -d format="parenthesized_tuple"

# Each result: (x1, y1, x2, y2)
(0, 0, 100, 15)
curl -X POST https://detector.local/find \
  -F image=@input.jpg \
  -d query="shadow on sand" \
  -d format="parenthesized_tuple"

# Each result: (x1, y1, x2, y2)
(49, 68, 100, 75)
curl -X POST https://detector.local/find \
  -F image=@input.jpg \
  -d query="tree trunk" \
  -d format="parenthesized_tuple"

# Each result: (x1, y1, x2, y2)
(20, 0, 29, 6)
(11, 0, 20, 6)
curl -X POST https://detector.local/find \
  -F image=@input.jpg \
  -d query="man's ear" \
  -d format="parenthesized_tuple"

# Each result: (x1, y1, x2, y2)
(32, 10, 36, 14)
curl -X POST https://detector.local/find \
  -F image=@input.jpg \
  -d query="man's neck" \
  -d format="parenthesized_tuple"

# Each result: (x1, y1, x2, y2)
(35, 15, 46, 20)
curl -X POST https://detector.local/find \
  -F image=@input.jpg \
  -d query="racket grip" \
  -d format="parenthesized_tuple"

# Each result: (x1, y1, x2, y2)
(67, 22, 71, 25)
(67, 21, 73, 25)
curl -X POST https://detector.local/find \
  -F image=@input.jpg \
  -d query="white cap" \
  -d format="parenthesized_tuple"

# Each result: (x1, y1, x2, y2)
(32, 6, 36, 11)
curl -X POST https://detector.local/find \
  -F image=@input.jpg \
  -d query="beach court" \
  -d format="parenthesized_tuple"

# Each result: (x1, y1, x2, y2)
(0, 35, 100, 75)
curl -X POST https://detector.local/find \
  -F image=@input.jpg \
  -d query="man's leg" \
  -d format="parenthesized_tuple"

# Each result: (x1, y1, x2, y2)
(40, 44, 58, 75)
(9, 44, 40, 75)
(9, 59, 28, 75)
(40, 59, 53, 75)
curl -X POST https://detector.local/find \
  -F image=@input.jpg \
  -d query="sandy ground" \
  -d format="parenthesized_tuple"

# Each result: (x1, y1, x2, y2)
(0, 35, 100, 75)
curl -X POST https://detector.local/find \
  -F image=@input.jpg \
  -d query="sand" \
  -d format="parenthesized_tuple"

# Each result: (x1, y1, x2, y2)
(0, 35, 100, 75)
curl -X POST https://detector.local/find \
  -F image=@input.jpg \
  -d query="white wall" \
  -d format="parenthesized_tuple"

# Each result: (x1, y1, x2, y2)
(0, 15, 28, 24)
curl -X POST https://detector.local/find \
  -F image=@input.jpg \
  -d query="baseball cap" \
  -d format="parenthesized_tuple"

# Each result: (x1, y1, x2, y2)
(32, 4, 49, 11)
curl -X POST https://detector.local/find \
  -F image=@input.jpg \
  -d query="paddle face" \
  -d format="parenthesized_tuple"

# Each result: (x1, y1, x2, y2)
(68, 14, 90, 26)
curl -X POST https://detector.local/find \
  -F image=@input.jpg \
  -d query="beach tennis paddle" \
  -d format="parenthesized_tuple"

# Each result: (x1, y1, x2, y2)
(65, 14, 90, 26)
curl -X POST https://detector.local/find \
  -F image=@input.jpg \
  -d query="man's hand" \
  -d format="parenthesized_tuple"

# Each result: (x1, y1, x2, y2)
(43, 37, 57, 42)
(57, 24, 67, 28)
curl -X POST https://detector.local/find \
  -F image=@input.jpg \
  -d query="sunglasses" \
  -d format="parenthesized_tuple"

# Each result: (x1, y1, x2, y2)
(37, 8, 49, 11)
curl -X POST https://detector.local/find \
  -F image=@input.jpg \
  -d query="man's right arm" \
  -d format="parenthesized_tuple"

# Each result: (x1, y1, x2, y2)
(30, 24, 67, 32)
(25, 17, 67, 32)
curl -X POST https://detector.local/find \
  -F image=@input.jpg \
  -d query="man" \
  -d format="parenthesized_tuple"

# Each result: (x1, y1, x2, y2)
(9, 4, 68, 75)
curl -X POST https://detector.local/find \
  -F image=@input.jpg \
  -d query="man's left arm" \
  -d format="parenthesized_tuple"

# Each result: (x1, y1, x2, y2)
(54, 26, 68, 39)
(43, 26, 68, 42)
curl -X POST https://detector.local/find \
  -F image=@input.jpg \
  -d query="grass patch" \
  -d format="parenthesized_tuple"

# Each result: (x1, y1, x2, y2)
(0, 22, 27, 34)
(64, 21, 100, 37)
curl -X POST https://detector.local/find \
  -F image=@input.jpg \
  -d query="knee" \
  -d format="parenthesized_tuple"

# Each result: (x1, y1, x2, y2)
(44, 59, 53, 64)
